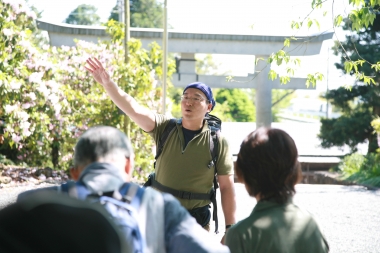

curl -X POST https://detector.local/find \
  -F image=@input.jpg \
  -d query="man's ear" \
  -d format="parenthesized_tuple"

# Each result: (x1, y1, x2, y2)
(207, 103, 213, 112)
(124, 155, 134, 175)
(70, 167, 81, 181)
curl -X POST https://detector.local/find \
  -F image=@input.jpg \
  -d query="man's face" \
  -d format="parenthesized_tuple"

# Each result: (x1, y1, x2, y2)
(181, 88, 212, 121)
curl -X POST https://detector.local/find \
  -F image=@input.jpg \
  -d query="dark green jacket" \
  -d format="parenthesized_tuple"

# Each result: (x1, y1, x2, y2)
(225, 198, 329, 253)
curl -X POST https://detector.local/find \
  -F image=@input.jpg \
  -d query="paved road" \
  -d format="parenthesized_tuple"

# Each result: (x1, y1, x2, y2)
(210, 183, 380, 253)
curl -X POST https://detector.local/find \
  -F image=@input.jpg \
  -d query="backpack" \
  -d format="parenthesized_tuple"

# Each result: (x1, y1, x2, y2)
(145, 114, 221, 233)
(0, 191, 129, 253)
(61, 181, 145, 253)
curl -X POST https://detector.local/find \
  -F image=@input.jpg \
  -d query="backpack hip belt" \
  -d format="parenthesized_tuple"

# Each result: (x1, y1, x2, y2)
(151, 176, 218, 234)
(151, 177, 213, 200)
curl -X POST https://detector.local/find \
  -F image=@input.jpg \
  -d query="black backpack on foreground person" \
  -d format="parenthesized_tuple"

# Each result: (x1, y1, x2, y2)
(0, 191, 128, 253)
(145, 114, 222, 233)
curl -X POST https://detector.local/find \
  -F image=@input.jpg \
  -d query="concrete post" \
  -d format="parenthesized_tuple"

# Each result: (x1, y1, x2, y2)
(162, 0, 168, 115)
(255, 56, 272, 128)
(179, 53, 196, 74)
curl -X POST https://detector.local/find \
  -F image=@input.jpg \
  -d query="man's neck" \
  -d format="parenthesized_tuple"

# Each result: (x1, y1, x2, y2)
(181, 118, 204, 130)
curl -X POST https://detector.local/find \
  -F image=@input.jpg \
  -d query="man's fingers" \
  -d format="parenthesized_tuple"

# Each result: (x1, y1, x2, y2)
(91, 57, 104, 70)
(94, 58, 104, 69)
(86, 58, 98, 70)
(85, 57, 106, 76)
(84, 66, 93, 73)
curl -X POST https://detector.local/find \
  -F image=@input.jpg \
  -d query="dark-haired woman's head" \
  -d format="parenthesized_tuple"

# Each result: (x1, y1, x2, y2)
(236, 127, 302, 203)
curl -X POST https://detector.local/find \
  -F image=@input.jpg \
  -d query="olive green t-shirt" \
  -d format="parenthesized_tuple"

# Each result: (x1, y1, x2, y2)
(225, 199, 329, 253)
(148, 114, 234, 210)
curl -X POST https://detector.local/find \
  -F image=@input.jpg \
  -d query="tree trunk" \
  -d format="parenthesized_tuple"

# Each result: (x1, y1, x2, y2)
(51, 137, 59, 168)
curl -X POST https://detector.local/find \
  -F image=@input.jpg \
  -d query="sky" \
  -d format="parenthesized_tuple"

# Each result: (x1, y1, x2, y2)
(26, 0, 356, 93)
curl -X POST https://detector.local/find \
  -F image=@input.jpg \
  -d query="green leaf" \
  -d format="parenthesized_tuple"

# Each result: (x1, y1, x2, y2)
(268, 70, 278, 81)
(280, 76, 290, 84)
(255, 57, 265, 65)
(284, 38, 290, 48)
(286, 67, 295, 76)
(343, 84, 353, 91)
(349, 0, 364, 7)
(371, 63, 380, 72)
(226, 76, 233, 82)
(312, 0, 323, 8)
(334, 15, 343, 27)
(363, 76, 373, 85)
(344, 61, 353, 73)
(293, 58, 301, 66)
(314, 19, 320, 30)
(308, 19, 313, 29)
(291, 21, 300, 30)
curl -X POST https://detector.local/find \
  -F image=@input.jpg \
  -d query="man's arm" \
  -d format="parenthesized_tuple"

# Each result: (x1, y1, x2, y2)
(85, 58, 155, 132)
(218, 174, 236, 242)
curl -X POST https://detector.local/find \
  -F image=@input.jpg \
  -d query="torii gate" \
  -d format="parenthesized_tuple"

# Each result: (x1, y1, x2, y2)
(37, 20, 333, 127)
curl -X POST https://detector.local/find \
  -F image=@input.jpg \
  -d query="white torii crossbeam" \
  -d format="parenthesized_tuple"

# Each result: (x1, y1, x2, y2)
(37, 20, 333, 127)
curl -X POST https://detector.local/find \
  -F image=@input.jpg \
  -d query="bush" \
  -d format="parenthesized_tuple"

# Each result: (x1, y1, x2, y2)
(0, 1, 174, 180)
(338, 153, 380, 187)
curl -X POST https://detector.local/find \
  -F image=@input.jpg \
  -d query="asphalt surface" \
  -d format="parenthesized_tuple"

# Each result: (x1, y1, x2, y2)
(1, 183, 380, 253)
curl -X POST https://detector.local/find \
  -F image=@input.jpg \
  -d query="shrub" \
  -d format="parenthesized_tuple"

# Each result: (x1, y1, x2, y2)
(0, 1, 175, 180)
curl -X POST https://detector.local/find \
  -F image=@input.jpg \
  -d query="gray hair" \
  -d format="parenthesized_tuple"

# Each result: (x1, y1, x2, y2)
(74, 126, 133, 168)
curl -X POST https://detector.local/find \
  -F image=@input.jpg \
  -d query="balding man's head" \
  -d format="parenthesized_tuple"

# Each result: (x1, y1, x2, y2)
(72, 126, 134, 180)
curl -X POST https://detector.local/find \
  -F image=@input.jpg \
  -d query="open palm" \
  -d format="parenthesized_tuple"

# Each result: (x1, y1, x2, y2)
(85, 58, 111, 86)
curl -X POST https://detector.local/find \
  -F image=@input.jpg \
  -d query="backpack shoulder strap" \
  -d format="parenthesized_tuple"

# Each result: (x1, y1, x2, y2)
(206, 114, 221, 174)
(60, 180, 91, 200)
(154, 118, 178, 161)
(118, 183, 145, 211)
(207, 115, 221, 234)
(209, 128, 220, 172)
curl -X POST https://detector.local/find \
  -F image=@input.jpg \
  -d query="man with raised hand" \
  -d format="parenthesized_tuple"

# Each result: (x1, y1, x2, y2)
(85, 58, 236, 239)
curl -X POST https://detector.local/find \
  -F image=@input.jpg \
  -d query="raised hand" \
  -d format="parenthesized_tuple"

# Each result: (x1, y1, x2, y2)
(85, 58, 111, 86)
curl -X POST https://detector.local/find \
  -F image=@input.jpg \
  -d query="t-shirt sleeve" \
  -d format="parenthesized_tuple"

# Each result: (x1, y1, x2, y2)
(146, 113, 173, 144)
(216, 135, 234, 176)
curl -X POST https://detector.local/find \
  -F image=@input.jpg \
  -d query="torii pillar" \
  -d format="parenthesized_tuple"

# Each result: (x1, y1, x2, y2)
(255, 56, 272, 128)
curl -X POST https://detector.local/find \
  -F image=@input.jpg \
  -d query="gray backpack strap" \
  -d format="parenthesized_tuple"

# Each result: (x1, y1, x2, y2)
(138, 188, 166, 253)
(124, 183, 139, 204)
(60, 180, 79, 198)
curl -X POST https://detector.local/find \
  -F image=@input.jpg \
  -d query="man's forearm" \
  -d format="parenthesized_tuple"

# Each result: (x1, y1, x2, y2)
(103, 80, 136, 116)
(219, 175, 236, 227)
(103, 80, 155, 132)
